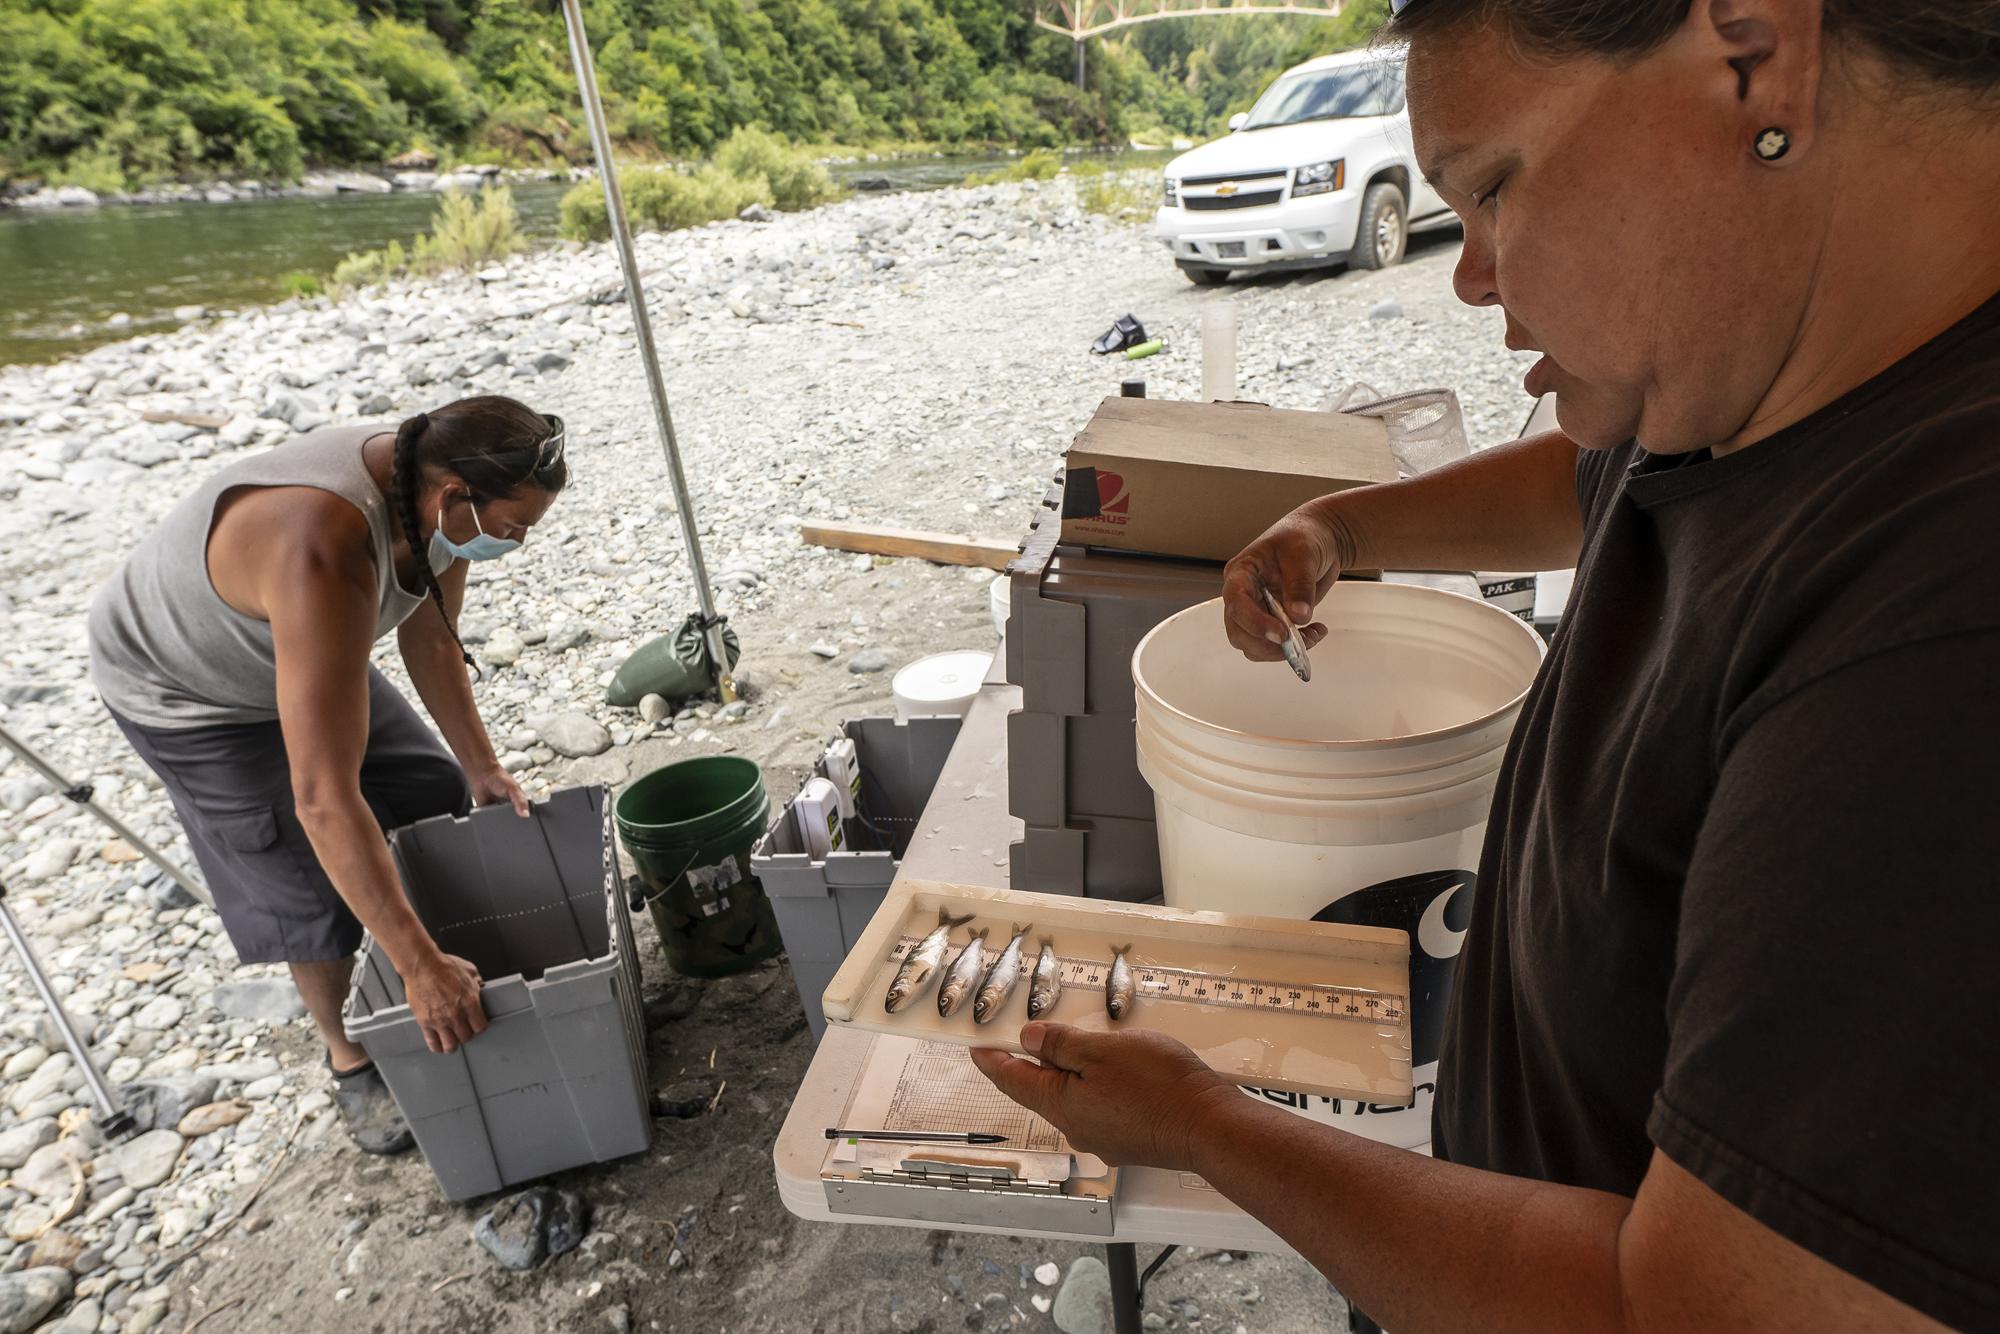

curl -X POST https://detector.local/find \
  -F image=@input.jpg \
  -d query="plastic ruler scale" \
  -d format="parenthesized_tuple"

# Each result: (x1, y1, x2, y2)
(886, 937, 1409, 1026)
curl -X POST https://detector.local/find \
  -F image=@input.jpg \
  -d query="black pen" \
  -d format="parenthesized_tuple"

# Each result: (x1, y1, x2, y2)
(826, 1128, 1008, 1144)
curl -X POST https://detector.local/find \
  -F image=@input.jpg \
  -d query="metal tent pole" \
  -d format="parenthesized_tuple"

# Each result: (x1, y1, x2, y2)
(0, 720, 211, 909)
(557, 0, 737, 703)
(0, 877, 135, 1138)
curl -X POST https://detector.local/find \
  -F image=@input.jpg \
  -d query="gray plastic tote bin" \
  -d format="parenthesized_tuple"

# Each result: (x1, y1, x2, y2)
(751, 717, 961, 1040)
(341, 785, 650, 1201)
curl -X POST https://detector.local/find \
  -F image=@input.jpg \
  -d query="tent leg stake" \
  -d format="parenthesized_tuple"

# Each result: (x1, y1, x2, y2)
(558, 0, 737, 703)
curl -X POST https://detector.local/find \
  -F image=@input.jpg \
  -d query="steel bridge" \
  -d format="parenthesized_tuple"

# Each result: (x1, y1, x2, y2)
(1035, 0, 1347, 85)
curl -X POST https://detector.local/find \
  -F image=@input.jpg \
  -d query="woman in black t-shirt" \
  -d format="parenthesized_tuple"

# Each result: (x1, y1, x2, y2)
(975, 2, 2000, 1329)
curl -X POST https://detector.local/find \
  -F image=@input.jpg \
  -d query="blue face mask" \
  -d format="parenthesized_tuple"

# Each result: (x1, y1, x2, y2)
(428, 500, 520, 572)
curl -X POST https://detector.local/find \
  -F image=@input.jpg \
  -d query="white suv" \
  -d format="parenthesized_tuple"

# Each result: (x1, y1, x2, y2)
(1154, 46, 1453, 285)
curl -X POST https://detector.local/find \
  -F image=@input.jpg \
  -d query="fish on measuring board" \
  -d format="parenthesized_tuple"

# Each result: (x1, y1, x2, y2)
(884, 908, 974, 1013)
(1105, 944, 1135, 1021)
(1026, 938, 1062, 1020)
(937, 926, 990, 1019)
(973, 924, 1032, 1024)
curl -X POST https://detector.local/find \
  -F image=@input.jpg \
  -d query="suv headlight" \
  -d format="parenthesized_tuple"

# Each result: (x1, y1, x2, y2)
(1163, 177, 1179, 207)
(1292, 159, 1345, 197)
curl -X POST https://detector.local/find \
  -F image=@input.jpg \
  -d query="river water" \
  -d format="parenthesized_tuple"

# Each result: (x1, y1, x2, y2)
(0, 151, 1166, 367)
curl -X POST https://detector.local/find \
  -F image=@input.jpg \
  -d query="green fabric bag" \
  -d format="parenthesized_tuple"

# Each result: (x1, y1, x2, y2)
(605, 614, 741, 707)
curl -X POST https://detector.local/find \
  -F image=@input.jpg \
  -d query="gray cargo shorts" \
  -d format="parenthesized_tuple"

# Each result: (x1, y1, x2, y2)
(110, 667, 471, 964)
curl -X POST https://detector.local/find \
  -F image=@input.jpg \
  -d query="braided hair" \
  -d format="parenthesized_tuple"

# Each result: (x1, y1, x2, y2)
(390, 395, 570, 676)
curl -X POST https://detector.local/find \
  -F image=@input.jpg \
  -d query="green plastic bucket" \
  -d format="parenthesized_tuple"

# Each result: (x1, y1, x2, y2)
(615, 756, 783, 978)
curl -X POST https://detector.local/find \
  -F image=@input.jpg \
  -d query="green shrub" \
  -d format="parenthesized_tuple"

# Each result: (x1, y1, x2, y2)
(50, 145, 127, 195)
(965, 147, 1062, 186)
(331, 238, 406, 290)
(559, 165, 775, 242)
(278, 270, 323, 299)
(412, 184, 524, 271)
(559, 177, 609, 242)
(712, 126, 841, 211)
(1076, 166, 1156, 219)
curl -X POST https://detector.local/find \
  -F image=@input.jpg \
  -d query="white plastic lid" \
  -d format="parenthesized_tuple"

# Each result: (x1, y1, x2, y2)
(892, 651, 993, 718)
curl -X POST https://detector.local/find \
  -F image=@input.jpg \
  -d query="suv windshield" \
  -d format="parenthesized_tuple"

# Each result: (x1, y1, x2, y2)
(1241, 61, 1405, 129)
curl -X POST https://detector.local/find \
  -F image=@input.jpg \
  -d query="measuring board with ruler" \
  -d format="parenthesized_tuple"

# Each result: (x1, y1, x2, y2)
(886, 938, 1408, 1026)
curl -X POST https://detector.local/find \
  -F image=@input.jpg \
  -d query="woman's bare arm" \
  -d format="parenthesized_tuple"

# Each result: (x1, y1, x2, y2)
(1225, 429, 1585, 659)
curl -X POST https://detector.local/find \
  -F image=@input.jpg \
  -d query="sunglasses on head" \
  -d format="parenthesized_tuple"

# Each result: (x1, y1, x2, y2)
(534, 414, 566, 473)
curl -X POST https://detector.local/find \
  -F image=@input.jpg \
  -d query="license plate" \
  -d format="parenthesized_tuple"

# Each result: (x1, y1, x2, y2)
(1216, 241, 1246, 259)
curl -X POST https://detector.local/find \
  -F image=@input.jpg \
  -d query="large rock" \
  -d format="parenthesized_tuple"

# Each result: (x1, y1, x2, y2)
(7, 1054, 73, 1115)
(62, 457, 140, 487)
(12, 1139, 88, 1201)
(472, 1187, 589, 1271)
(0, 1266, 72, 1334)
(119, 1074, 219, 1133)
(481, 627, 524, 666)
(208, 978, 307, 1024)
(104, 1129, 183, 1190)
(259, 389, 316, 425)
(539, 712, 611, 758)
(301, 171, 392, 195)
(176, 1100, 252, 1138)
(0, 1119, 57, 1170)
(0, 777, 48, 813)
(17, 839, 80, 882)
(14, 186, 98, 209)
(1052, 1256, 1113, 1334)
(132, 996, 186, 1030)
(2, 1045, 50, 1080)
(196, 1057, 279, 1084)
(25, 1228, 86, 1273)
(47, 1297, 101, 1334)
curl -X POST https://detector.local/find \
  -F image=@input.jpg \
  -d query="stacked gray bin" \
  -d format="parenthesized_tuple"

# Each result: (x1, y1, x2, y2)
(1004, 486, 1221, 901)
(752, 717, 962, 1039)
(342, 785, 650, 1201)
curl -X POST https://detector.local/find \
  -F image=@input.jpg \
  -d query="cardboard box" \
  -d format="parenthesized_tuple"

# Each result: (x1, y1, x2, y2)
(1059, 397, 1397, 562)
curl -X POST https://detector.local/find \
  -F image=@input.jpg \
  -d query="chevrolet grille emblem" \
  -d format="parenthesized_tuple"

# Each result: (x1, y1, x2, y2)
(1215, 183, 1239, 197)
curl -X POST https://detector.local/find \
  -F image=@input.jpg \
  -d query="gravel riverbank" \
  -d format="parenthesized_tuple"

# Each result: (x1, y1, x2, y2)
(0, 176, 1527, 1333)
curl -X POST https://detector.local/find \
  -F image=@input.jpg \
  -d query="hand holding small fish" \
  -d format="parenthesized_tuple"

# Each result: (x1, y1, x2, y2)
(970, 1023, 1240, 1172)
(1222, 504, 1342, 665)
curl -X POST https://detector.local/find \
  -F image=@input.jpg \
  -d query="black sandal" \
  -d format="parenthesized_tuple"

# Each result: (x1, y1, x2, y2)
(330, 1057, 416, 1156)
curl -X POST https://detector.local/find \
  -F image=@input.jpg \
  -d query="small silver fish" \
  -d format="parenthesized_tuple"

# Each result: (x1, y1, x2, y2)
(1026, 938, 1062, 1020)
(885, 909, 973, 1013)
(1105, 944, 1135, 1021)
(937, 926, 990, 1019)
(973, 924, 1031, 1024)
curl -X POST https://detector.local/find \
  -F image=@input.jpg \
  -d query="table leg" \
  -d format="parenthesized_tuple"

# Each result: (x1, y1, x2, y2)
(1106, 1241, 1142, 1334)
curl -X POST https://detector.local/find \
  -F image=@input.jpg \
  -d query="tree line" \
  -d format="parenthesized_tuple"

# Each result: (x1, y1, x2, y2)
(0, 0, 1388, 193)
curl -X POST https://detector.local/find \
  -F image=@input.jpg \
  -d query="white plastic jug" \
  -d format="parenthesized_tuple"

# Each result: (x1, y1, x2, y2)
(1132, 581, 1545, 1149)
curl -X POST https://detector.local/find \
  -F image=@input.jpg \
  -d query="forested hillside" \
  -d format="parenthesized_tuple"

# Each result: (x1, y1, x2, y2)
(0, 0, 1386, 192)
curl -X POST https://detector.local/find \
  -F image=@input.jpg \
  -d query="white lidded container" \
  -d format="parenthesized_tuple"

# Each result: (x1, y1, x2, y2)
(1131, 581, 1545, 1149)
(892, 651, 994, 722)
(988, 572, 1009, 638)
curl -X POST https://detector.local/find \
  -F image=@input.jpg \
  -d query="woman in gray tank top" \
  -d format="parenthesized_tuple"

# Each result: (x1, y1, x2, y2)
(87, 395, 569, 1155)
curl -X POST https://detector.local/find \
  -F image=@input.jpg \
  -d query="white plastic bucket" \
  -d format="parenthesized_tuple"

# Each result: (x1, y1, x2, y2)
(1132, 581, 1545, 1149)
(892, 651, 993, 722)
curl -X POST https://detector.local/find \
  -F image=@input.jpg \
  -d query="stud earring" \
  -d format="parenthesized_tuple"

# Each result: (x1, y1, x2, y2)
(1754, 127, 1791, 161)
